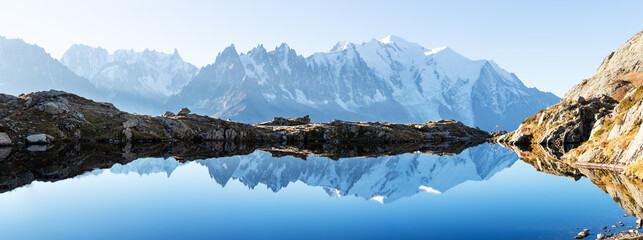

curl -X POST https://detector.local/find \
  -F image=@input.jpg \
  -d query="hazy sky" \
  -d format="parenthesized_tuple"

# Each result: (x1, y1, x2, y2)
(0, 0, 642, 97)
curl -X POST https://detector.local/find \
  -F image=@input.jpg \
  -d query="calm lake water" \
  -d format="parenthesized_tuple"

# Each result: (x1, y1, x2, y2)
(0, 143, 636, 239)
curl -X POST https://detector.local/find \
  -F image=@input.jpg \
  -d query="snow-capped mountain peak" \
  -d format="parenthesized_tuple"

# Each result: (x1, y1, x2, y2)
(378, 34, 408, 45)
(424, 46, 449, 56)
(330, 41, 355, 52)
(61, 44, 198, 99)
(171, 35, 558, 131)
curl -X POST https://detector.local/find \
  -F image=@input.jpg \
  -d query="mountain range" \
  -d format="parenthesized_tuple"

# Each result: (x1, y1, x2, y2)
(0, 35, 558, 131)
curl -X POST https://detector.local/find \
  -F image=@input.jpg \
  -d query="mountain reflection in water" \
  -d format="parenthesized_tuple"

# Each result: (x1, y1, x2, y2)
(0, 140, 515, 203)
(2, 140, 643, 239)
(106, 144, 516, 203)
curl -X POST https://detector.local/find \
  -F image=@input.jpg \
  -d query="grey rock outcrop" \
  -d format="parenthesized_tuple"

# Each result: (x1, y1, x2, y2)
(539, 97, 616, 155)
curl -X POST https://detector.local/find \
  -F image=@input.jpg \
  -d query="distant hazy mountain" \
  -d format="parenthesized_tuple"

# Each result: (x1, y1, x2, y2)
(105, 144, 518, 203)
(61, 45, 197, 114)
(0, 36, 101, 99)
(170, 35, 558, 131)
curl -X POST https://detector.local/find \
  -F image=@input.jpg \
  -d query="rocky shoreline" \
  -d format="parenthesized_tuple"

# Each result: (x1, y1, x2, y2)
(0, 90, 493, 146)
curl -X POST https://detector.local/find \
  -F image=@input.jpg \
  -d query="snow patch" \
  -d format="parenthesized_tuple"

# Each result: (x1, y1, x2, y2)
(419, 185, 442, 194)
(371, 195, 386, 204)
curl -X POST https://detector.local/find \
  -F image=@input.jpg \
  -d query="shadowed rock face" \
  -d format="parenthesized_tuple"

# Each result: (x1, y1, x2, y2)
(0, 140, 489, 194)
(0, 90, 490, 145)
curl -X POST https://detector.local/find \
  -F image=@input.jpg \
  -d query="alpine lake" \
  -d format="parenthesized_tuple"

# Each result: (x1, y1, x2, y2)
(0, 141, 638, 240)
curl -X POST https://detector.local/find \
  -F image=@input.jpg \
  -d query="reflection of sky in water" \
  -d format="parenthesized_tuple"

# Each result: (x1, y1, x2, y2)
(0, 145, 632, 240)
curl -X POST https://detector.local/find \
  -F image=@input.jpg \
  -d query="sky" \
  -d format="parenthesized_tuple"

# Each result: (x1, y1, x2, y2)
(0, 0, 642, 97)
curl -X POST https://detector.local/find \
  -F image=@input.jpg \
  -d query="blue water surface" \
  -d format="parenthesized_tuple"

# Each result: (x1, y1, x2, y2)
(0, 144, 632, 240)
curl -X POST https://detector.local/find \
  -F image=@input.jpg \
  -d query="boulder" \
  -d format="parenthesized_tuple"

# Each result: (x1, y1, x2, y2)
(224, 129, 238, 140)
(256, 115, 311, 126)
(329, 119, 343, 126)
(577, 96, 585, 103)
(200, 129, 224, 140)
(162, 111, 175, 117)
(0, 147, 10, 158)
(37, 101, 71, 115)
(27, 145, 48, 152)
(0, 132, 11, 145)
(26, 134, 54, 144)
(123, 128, 133, 140)
(122, 119, 138, 128)
(178, 108, 191, 115)
(574, 231, 589, 239)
